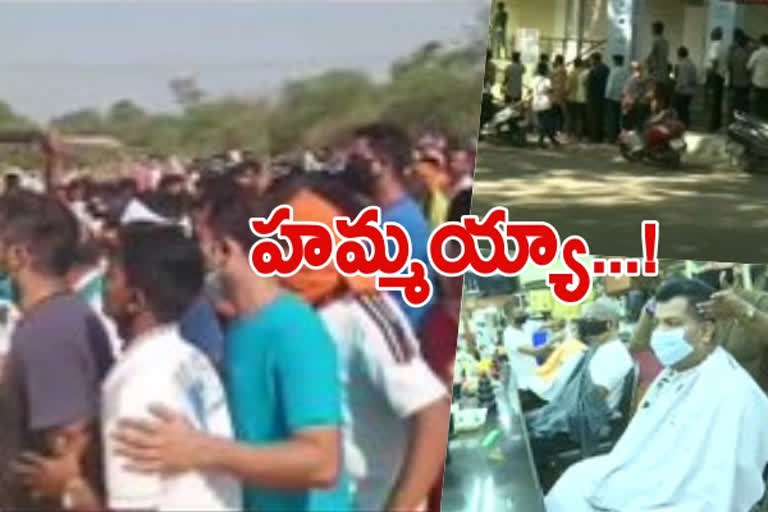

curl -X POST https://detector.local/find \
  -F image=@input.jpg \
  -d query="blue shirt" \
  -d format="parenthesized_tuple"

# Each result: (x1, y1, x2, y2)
(381, 195, 436, 330)
(180, 295, 226, 374)
(0, 276, 17, 304)
(225, 293, 350, 511)
(605, 66, 630, 102)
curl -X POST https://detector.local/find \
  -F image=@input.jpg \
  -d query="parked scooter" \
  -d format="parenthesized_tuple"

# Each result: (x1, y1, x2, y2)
(618, 116, 687, 169)
(726, 111, 768, 174)
(480, 96, 531, 147)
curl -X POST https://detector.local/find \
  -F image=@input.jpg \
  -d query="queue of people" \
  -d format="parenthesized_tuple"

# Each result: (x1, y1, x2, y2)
(0, 123, 473, 511)
(483, 19, 768, 151)
(708, 28, 768, 130)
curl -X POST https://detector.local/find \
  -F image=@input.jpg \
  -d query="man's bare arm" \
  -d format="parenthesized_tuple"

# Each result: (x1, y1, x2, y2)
(198, 428, 340, 490)
(734, 291, 768, 346)
(630, 309, 655, 353)
(387, 398, 451, 511)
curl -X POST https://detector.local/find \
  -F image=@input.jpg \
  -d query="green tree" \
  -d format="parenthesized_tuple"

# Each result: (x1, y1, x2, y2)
(51, 108, 104, 134)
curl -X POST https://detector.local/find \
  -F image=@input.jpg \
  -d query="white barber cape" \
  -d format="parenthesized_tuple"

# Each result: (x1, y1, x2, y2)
(546, 347, 768, 512)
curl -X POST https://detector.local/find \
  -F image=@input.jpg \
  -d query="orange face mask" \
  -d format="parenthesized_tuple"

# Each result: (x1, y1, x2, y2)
(283, 188, 377, 304)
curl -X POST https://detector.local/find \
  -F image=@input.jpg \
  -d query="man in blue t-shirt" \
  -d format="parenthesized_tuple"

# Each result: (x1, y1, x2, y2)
(113, 194, 349, 512)
(343, 123, 436, 330)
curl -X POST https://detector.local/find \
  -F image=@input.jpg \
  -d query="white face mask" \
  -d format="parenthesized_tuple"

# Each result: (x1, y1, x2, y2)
(650, 327, 695, 367)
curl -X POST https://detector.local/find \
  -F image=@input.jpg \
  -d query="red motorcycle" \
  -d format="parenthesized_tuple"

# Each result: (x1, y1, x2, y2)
(618, 114, 687, 169)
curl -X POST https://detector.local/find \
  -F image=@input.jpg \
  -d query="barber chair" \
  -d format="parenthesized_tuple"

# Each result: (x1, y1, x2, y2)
(532, 365, 639, 492)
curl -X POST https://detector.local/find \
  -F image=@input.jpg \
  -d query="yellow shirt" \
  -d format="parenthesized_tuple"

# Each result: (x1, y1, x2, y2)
(427, 189, 450, 230)
(535, 338, 587, 383)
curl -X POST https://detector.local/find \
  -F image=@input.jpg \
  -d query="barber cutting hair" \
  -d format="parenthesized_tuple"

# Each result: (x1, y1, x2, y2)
(547, 278, 768, 512)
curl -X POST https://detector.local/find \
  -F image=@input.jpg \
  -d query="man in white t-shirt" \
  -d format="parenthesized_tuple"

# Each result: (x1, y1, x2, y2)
(582, 297, 634, 410)
(25, 224, 242, 510)
(318, 291, 448, 511)
(706, 27, 727, 131)
(102, 225, 241, 511)
(527, 297, 633, 452)
(502, 302, 538, 390)
(747, 34, 768, 120)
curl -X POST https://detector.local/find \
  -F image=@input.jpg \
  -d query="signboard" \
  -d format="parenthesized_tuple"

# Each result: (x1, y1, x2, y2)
(606, 0, 634, 59)
(516, 28, 540, 71)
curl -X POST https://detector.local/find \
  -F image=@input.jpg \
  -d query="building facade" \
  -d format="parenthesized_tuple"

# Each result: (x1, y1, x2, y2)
(495, 0, 768, 69)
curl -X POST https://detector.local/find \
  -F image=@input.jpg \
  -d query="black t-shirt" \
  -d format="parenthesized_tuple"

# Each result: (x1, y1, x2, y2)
(4, 293, 114, 509)
(494, 11, 507, 30)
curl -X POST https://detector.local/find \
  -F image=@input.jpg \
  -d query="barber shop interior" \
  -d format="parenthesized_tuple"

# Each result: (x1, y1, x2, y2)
(441, 258, 768, 512)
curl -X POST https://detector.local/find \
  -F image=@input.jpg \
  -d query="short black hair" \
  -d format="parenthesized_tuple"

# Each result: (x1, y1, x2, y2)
(653, 21, 665, 35)
(140, 190, 185, 220)
(158, 173, 185, 190)
(511, 51, 521, 62)
(72, 238, 103, 268)
(574, 57, 583, 67)
(0, 190, 79, 276)
(353, 123, 412, 176)
(554, 55, 565, 65)
(448, 189, 472, 223)
(613, 54, 625, 66)
(592, 52, 602, 62)
(678, 46, 689, 59)
(4, 174, 20, 191)
(267, 173, 367, 219)
(117, 224, 204, 324)
(205, 187, 277, 254)
(655, 278, 714, 321)
(734, 29, 748, 46)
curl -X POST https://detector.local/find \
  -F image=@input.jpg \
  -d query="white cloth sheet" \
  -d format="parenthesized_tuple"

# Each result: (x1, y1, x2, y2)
(546, 347, 768, 512)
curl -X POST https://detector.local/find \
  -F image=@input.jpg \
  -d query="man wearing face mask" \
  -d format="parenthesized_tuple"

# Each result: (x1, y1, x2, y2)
(631, 263, 768, 393)
(502, 302, 538, 391)
(547, 279, 768, 512)
(341, 123, 436, 331)
(527, 297, 633, 458)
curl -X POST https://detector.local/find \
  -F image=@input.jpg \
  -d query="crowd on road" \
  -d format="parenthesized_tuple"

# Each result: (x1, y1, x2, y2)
(484, 17, 768, 148)
(0, 123, 474, 511)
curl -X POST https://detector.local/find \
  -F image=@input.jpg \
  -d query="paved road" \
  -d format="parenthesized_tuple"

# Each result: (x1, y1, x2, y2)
(471, 142, 768, 262)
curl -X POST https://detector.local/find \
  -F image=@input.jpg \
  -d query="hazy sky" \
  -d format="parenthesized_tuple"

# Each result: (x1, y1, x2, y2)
(0, 1, 486, 122)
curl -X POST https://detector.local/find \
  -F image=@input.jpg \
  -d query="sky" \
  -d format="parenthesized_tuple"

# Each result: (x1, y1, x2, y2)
(0, 1, 486, 122)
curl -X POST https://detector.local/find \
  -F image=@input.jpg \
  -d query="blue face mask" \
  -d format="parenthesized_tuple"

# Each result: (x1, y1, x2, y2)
(650, 327, 695, 367)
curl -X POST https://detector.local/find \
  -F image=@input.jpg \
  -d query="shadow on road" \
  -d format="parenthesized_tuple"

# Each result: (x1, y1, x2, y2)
(472, 144, 768, 261)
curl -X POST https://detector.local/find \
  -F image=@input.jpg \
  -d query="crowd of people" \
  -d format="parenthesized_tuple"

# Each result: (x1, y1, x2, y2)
(0, 123, 474, 511)
(464, 263, 768, 511)
(484, 20, 768, 149)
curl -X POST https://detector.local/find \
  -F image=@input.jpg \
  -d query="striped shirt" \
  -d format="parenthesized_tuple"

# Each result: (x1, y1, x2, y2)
(318, 292, 446, 511)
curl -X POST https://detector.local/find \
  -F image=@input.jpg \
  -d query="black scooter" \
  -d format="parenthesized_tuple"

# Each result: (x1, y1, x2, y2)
(726, 111, 768, 173)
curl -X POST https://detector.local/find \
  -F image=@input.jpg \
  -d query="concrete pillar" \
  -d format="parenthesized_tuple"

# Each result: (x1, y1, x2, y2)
(606, 0, 635, 60)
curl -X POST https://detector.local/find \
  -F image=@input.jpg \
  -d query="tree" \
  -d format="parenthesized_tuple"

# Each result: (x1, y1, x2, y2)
(267, 70, 377, 154)
(108, 99, 146, 125)
(18, 8, 488, 164)
(51, 108, 104, 134)
(169, 76, 206, 108)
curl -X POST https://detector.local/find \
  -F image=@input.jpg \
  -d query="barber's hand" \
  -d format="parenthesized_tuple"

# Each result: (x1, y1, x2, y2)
(697, 288, 751, 321)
